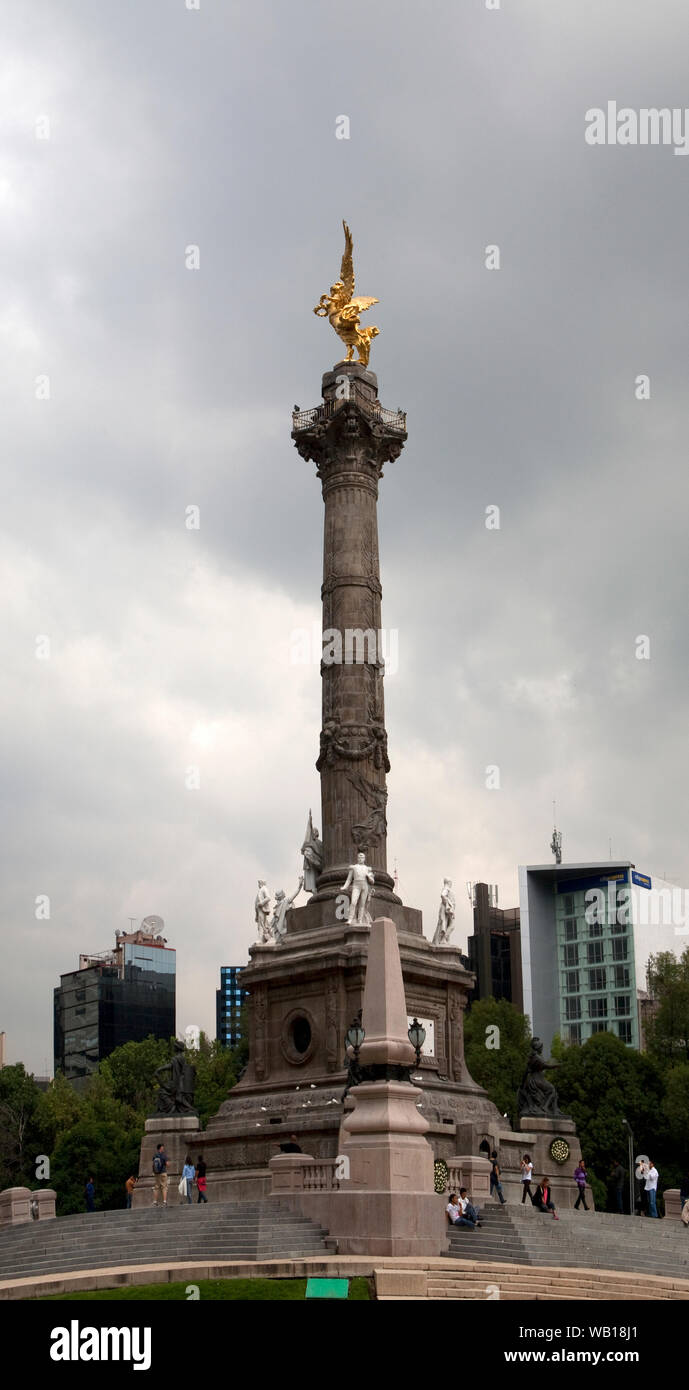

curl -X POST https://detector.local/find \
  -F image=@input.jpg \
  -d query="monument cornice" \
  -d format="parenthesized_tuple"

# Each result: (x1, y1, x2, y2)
(245, 930, 475, 991)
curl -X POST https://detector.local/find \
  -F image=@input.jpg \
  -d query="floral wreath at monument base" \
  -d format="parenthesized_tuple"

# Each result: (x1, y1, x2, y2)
(434, 1159, 449, 1194)
(549, 1137, 571, 1165)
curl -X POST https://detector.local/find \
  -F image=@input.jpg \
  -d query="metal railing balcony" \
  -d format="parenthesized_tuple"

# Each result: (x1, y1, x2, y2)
(292, 393, 406, 436)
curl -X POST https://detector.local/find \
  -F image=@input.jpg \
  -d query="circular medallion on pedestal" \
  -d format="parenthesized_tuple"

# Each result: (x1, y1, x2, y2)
(549, 1137, 571, 1165)
(280, 1008, 317, 1066)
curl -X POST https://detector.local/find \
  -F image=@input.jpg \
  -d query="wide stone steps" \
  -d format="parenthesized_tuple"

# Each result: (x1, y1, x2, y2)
(446, 1203, 689, 1280)
(0, 1202, 329, 1279)
(377, 1261, 689, 1300)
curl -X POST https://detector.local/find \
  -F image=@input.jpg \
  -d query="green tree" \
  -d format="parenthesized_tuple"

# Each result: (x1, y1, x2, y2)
(99, 1035, 174, 1119)
(0, 1064, 43, 1189)
(191, 1033, 242, 1128)
(554, 1031, 666, 1209)
(464, 999, 531, 1125)
(34, 1070, 85, 1154)
(661, 1062, 689, 1161)
(645, 949, 689, 1066)
(50, 1117, 142, 1215)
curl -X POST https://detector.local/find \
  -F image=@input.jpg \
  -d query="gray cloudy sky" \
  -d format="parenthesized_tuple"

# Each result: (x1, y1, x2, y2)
(3, 0, 688, 1073)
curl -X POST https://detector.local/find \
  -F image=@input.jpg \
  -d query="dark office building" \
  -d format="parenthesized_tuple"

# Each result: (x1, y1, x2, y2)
(216, 965, 246, 1049)
(54, 928, 176, 1087)
(467, 882, 523, 1010)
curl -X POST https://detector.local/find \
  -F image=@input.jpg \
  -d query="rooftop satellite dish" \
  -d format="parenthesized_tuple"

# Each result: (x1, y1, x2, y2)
(141, 914, 165, 935)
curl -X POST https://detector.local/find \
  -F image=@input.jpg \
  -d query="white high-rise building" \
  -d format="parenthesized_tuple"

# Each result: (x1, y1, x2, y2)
(519, 861, 685, 1052)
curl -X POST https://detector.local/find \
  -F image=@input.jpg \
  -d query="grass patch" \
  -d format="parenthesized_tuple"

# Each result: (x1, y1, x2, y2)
(39, 1277, 371, 1301)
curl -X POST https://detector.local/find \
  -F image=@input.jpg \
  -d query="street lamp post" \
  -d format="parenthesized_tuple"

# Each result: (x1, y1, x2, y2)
(622, 1118, 634, 1216)
(407, 1018, 426, 1069)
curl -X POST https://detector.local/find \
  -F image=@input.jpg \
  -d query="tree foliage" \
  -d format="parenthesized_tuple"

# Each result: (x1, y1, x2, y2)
(464, 998, 531, 1125)
(51, 1118, 142, 1216)
(553, 1030, 666, 1209)
(0, 1032, 247, 1214)
(0, 1064, 44, 1189)
(191, 1033, 243, 1129)
(645, 949, 689, 1066)
(99, 1036, 174, 1121)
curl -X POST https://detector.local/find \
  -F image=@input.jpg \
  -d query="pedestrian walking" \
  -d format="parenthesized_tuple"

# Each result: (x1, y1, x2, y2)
(574, 1160, 589, 1210)
(152, 1143, 169, 1207)
(610, 1158, 625, 1214)
(490, 1150, 506, 1205)
(520, 1153, 534, 1204)
(125, 1174, 136, 1209)
(181, 1154, 195, 1205)
(644, 1159, 659, 1217)
(195, 1154, 208, 1203)
(85, 1176, 96, 1213)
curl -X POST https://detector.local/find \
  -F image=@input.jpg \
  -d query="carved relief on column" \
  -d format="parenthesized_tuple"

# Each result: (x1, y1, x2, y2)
(325, 974, 339, 1073)
(448, 989, 465, 1083)
(253, 986, 267, 1081)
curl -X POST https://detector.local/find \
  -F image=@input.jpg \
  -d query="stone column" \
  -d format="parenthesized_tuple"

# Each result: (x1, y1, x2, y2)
(292, 363, 406, 906)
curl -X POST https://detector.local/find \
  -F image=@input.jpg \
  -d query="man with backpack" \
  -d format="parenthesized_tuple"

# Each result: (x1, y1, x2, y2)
(152, 1143, 169, 1207)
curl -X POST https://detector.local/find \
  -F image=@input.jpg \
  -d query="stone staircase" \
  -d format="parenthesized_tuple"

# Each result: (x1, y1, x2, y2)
(446, 1202, 689, 1280)
(376, 1262, 689, 1299)
(0, 1202, 330, 1281)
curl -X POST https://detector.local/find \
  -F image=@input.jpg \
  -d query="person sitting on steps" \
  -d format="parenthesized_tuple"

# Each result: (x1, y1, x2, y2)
(531, 1176, 560, 1219)
(459, 1186, 483, 1227)
(446, 1191, 480, 1230)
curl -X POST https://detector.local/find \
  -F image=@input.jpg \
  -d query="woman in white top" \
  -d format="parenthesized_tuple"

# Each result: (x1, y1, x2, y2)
(520, 1153, 534, 1204)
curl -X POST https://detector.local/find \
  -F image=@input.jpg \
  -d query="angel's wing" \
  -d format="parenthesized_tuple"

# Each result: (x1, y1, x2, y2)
(349, 296, 378, 314)
(340, 220, 355, 300)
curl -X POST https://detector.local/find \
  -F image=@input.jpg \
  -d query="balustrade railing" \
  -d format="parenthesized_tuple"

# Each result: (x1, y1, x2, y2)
(292, 391, 406, 435)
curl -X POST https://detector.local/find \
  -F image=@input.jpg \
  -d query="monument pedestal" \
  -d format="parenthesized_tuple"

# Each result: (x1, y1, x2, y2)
(133, 1116, 200, 1208)
(496, 1118, 590, 1210)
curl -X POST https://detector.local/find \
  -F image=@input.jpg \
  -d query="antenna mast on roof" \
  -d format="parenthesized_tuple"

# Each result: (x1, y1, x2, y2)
(550, 800, 562, 865)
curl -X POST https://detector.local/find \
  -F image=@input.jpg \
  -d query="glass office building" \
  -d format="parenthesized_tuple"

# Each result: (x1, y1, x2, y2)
(54, 930, 176, 1087)
(216, 965, 246, 1049)
(519, 861, 682, 1053)
(555, 871, 636, 1048)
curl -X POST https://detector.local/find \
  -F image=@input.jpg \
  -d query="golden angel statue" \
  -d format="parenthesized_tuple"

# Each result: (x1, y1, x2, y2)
(314, 221, 380, 369)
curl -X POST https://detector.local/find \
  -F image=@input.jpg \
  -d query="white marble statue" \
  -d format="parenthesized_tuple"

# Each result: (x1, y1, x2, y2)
(342, 852, 375, 925)
(301, 810, 324, 894)
(433, 878, 456, 944)
(254, 880, 273, 943)
(270, 875, 304, 942)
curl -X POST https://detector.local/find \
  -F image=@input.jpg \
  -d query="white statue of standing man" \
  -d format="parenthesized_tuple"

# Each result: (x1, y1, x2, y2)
(301, 810, 324, 895)
(270, 876, 304, 942)
(433, 878, 456, 945)
(254, 880, 272, 943)
(342, 852, 375, 925)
